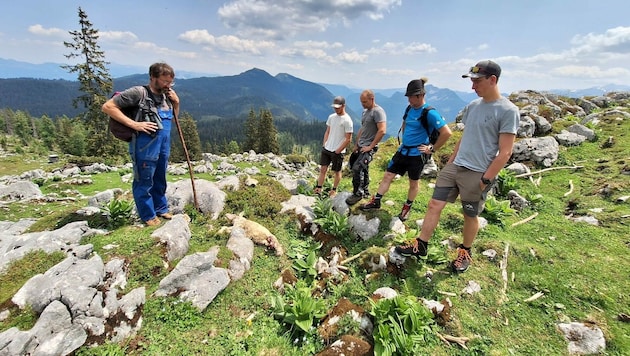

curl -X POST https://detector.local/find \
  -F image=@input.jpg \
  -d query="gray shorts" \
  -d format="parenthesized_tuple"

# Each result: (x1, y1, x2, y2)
(432, 163, 494, 217)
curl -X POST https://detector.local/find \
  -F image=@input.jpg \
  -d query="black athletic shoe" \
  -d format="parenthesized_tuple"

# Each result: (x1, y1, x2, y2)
(345, 194, 363, 206)
(451, 246, 473, 273)
(359, 196, 381, 210)
(394, 238, 428, 258)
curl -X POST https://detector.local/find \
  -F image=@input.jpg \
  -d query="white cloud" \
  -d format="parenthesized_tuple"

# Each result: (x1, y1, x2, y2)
(28, 24, 65, 37)
(337, 50, 367, 63)
(571, 26, 630, 53)
(133, 42, 197, 59)
(551, 65, 630, 79)
(99, 31, 138, 42)
(180, 30, 274, 55)
(217, 0, 402, 39)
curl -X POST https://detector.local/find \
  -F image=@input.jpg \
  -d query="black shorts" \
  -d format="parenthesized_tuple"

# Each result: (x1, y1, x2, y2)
(319, 148, 344, 171)
(386, 152, 427, 180)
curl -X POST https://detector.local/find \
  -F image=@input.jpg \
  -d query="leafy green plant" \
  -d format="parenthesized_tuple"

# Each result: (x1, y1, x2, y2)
(103, 198, 134, 229)
(482, 196, 515, 226)
(314, 210, 350, 238)
(271, 282, 328, 334)
(495, 169, 518, 197)
(369, 294, 436, 356)
(143, 297, 203, 331)
(292, 250, 318, 282)
(312, 196, 333, 218)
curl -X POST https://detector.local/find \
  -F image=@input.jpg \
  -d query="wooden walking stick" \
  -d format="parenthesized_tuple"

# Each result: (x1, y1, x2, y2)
(173, 113, 200, 211)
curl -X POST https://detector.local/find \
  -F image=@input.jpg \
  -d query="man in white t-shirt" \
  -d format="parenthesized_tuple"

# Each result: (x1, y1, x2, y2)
(314, 96, 353, 197)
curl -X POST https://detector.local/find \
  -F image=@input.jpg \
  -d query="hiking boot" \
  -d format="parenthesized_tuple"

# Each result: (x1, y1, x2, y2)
(328, 188, 337, 198)
(314, 186, 322, 195)
(395, 238, 428, 258)
(451, 246, 473, 273)
(359, 196, 381, 210)
(158, 212, 173, 219)
(398, 203, 412, 221)
(144, 217, 161, 227)
(345, 193, 363, 205)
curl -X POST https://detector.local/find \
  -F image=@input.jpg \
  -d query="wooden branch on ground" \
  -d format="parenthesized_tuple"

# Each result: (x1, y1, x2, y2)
(515, 165, 583, 178)
(499, 243, 510, 304)
(524, 291, 545, 302)
(511, 212, 539, 227)
(437, 332, 470, 349)
(340, 250, 364, 265)
(564, 180, 574, 197)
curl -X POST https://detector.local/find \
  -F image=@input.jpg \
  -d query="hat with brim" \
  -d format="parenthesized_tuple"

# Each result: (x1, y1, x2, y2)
(462, 60, 501, 79)
(331, 96, 345, 108)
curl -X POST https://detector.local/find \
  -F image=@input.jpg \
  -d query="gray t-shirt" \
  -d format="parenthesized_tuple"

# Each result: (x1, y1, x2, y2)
(358, 105, 386, 147)
(454, 96, 519, 172)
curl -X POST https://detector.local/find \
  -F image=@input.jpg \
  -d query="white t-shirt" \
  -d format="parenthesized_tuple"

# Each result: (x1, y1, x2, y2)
(324, 113, 353, 153)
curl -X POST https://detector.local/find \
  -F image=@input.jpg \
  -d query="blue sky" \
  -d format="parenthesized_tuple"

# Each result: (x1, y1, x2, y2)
(1, 0, 629, 94)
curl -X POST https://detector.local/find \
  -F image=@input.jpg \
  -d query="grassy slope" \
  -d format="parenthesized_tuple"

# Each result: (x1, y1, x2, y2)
(0, 107, 629, 355)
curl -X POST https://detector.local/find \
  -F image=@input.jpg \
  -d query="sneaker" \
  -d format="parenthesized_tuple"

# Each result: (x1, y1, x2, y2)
(158, 212, 173, 219)
(329, 189, 337, 198)
(359, 196, 381, 210)
(345, 193, 363, 205)
(451, 246, 473, 273)
(144, 217, 161, 227)
(398, 203, 412, 221)
(395, 238, 428, 258)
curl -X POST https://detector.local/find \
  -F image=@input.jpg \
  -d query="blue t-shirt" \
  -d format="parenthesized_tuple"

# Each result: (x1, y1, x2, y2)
(399, 104, 446, 156)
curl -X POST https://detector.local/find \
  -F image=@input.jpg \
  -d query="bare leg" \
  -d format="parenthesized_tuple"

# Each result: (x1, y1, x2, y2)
(461, 214, 479, 248)
(418, 198, 447, 243)
(407, 179, 419, 201)
(376, 171, 396, 195)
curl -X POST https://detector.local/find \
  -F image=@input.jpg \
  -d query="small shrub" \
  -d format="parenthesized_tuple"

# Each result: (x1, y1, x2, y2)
(495, 169, 518, 198)
(482, 196, 515, 226)
(271, 281, 328, 334)
(103, 198, 134, 229)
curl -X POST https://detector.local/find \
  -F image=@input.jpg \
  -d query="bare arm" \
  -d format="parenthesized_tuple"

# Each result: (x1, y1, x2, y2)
(362, 121, 386, 152)
(335, 132, 353, 154)
(482, 132, 516, 180)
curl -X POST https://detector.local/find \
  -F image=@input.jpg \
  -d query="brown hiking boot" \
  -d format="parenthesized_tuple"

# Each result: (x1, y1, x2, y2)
(394, 238, 428, 258)
(158, 212, 173, 219)
(359, 196, 381, 210)
(144, 217, 161, 227)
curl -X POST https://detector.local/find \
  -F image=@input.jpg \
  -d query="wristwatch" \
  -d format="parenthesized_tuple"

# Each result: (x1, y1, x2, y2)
(481, 177, 492, 185)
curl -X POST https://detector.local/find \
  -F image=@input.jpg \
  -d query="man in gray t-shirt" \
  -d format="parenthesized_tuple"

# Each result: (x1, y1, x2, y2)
(345, 89, 387, 206)
(395, 60, 519, 274)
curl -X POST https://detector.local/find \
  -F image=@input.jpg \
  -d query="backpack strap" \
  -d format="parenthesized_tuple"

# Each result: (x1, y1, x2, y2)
(397, 105, 434, 146)
(420, 106, 435, 138)
(397, 105, 412, 146)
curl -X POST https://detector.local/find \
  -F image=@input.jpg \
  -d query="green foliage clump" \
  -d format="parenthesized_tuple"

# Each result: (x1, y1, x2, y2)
(103, 198, 134, 229)
(481, 196, 515, 227)
(369, 294, 437, 356)
(225, 175, 290, 220)
(285, 154, 308, 164)
(271, 281, 328, 334)
(495, 169, 519, 198)
(143, 297, 204, 331)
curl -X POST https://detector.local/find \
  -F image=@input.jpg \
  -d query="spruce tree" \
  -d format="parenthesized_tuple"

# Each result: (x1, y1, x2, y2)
(62, 7, 121, 158)
(170, 112, 203, 162)
(243, 108, 258, 152)
(257, 109, 279, 154)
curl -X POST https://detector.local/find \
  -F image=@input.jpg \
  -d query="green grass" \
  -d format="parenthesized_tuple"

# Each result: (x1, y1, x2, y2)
(1, 109, 630, 355)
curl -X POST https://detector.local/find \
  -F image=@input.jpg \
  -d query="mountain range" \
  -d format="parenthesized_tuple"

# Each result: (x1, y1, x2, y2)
(2, 58, 629, 139)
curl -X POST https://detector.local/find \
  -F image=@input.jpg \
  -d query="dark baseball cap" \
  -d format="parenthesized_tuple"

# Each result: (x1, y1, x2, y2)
(462, 60, 501, 79)
(331, 96, 345, 108)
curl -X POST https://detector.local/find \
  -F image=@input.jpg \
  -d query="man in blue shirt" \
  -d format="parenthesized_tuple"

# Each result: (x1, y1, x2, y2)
(360, 78, 452, 222)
